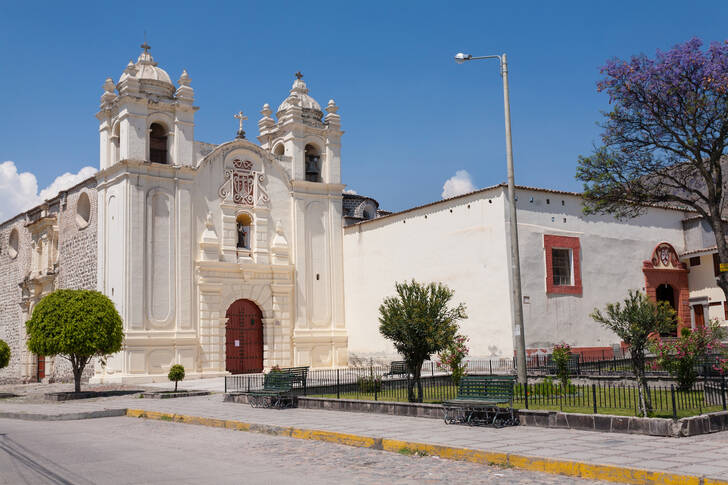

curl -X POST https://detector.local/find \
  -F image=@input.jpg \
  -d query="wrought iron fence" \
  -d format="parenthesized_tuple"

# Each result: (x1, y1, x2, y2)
(224, 365, 728, 418)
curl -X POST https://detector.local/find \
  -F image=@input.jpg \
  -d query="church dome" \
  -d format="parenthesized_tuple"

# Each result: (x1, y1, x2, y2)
(277, 76, 323, 117)
(118, 43, 174, 95)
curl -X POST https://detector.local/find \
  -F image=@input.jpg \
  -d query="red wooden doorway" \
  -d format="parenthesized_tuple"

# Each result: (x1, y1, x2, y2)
(36, 355, 45, 381)
(225, 299, 263, 374)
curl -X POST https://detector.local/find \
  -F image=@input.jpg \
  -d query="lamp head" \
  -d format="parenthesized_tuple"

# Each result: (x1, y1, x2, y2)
(454, 52, 472, 64)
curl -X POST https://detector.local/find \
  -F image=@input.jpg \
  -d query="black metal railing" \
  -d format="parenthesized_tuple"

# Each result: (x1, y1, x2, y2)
(224, 365, 728, 418)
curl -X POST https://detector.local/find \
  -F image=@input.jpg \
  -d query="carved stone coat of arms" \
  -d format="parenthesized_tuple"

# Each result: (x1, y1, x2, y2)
(218, 159, 270, 206)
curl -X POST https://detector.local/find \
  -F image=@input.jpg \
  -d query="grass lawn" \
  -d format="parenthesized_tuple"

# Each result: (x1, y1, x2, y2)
(314, 381, 725, 419)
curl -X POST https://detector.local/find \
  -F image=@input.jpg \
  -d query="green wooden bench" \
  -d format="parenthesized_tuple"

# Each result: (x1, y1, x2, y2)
(277, 366, 309, 390)
(384, 361, 408, 378)
(247, 370, 295, 409)
(443, 375, 519, 427)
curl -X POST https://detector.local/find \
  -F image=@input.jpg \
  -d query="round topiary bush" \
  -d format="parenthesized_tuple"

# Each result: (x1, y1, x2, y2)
(26, 289, 124, 392)
(168, 364, 185, 392)
(0, 339, 10, 370)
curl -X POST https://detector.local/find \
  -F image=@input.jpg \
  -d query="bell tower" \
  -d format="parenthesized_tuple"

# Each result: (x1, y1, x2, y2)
(258, 74, 348, 367)
(96, 43, 197, 169)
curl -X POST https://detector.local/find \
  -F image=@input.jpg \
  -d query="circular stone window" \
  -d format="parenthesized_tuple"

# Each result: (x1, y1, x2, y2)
(76, 192, 91, 229)
(8, 228, 19, 259)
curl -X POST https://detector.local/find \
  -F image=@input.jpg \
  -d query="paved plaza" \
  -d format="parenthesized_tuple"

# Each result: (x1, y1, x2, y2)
(0, 417, 608, 484)
(1, 390, 728, 482)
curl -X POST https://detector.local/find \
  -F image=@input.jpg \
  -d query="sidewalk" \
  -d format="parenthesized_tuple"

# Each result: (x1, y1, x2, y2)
(2, 393, 728, 483)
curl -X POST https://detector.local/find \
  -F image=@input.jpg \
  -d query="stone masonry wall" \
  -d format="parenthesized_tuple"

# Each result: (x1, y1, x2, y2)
(0, 214, 33, 383)
(0, 178, 98, 384)
(50, 183, 99, 383)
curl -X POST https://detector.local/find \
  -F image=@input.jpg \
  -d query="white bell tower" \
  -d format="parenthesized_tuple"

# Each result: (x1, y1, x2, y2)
(258, 74, 348, 367)
(96, 43, 196, 169)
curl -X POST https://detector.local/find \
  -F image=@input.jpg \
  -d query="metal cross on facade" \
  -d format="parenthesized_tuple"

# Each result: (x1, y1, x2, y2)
(140, 41, 151, 54)
(234, 110, 247, 139)
(295, 71, 303, 80)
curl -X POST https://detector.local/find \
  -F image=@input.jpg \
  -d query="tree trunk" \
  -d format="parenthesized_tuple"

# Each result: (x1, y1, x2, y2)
(414, 362, 423, 403)
(174, 381, 178, 392)
(405, 360, 425, 403)
(71, 356, 88, 393)
(406, 361, 415, 403)
(632, 349, 652, 417)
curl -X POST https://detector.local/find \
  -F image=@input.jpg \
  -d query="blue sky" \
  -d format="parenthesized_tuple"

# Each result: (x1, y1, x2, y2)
(0, 0, 726, 216)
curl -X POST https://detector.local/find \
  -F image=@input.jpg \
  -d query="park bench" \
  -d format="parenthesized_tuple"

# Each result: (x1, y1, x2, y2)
(277, 366, 309, 390)
(383, 361, 408, 378)
(247, 370, 295, 409)
(443, 375, 519, 427)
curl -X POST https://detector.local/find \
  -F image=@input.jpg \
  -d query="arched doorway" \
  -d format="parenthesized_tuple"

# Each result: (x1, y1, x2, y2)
(225, 299, 263, 374)
(656, 283, 675, 309)
(643, 242, 690, 335)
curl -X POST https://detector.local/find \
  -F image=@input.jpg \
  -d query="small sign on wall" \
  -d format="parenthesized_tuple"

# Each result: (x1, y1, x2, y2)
(234, 340, 240, 347)
(720, 263, 728, 273)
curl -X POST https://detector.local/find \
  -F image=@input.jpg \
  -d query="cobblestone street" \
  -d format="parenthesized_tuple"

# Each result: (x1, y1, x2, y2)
(0, 417, 608, 484)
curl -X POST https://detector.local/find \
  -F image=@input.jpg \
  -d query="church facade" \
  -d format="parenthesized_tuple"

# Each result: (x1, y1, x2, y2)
(1, 45, 348, 384)
(2, 44, 727, 385)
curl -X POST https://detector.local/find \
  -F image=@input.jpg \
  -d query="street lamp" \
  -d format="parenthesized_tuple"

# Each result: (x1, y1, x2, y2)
(454, 51, 527, 385)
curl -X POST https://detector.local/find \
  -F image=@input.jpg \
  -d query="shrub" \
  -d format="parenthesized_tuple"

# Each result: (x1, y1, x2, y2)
(437, 335, 469, 386)
(0, 339, 10, 370)
(168, 364, 185, 392)
(357, 376, 382, 393)
(652, 320, 725, 391)
(552, 343, 572, 393)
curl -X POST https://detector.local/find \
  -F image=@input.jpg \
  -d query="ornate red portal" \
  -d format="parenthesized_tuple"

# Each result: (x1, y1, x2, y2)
(225, 299, 264, 374)
(643, 242, 690, 333)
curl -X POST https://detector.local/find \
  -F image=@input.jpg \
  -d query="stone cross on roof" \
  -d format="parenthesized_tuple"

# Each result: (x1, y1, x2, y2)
(140, 41, 151, 54)
(234, 110, 247, 139)
(295, 71, 303, 80)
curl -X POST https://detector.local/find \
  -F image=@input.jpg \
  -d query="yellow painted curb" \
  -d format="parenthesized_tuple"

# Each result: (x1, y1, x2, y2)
(125, 409, 719, 484)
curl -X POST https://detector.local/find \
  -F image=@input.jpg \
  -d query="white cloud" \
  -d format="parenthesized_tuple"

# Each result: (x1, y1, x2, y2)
(344, 188, 358, 195)
(0, 161, 97, 222)
(39, 166, 97, 200)
(442, 170, 476, 199)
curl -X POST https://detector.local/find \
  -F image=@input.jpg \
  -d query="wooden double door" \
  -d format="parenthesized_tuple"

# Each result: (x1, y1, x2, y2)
(225, 299, 263, 374)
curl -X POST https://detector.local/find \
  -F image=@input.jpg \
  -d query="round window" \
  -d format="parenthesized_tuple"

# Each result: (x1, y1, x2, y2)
(8, 228, 19, 259)
(76, 192, 91, 228)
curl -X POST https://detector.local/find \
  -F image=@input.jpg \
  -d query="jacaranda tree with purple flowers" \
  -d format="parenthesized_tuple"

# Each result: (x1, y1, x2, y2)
(577, 38, 728, 299)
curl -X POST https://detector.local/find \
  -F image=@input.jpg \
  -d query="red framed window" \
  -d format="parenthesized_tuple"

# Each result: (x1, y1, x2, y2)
(544, 234, 582, 295)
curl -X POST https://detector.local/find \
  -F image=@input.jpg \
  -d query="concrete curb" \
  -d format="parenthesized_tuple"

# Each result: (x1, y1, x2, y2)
(0, 408, 128, 421)
(125, 408, 727, 485)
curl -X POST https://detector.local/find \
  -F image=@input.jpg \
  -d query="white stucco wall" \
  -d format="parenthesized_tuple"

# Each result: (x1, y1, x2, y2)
(511, 189, 688, 350)
(344, 185, 692, 360)
(343, 187, 513, 359)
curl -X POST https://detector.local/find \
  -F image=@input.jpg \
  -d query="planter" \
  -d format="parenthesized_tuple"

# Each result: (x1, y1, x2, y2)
(140, 390, 211, 399)
(44, 390, 144, 401)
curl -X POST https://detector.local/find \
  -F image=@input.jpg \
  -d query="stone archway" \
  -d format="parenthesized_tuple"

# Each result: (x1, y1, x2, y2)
(225, 299, 264, 374)
(643, 242, 690, 334)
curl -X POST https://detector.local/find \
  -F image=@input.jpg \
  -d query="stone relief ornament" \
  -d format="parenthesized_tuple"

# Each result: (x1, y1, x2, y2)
(218, 159, 270, 206)
(651, 242, 679, 268)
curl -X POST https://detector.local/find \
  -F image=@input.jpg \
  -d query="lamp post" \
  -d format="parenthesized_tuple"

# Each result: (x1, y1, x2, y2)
(454, 52, 527, 384)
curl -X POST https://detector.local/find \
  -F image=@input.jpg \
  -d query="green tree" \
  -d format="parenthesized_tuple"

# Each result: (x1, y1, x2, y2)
(378, 280, 467, 403)
(576, 39, 728, 301)
(0, 339, 10, 370)
(26, 289, 123, 392)
(168, 364, 185, 392)
(590, 290, 675, 416)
